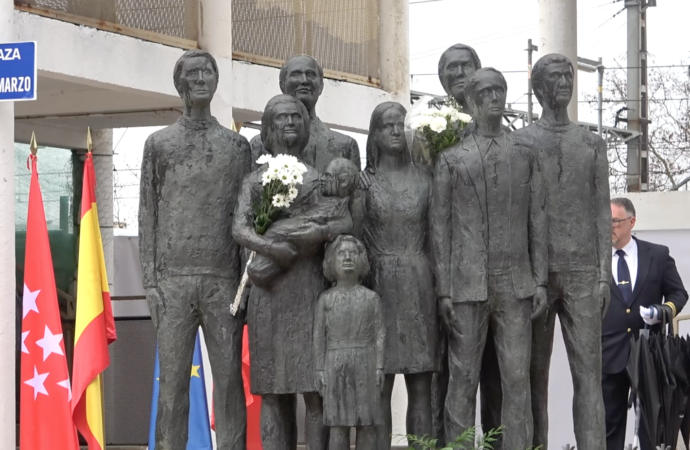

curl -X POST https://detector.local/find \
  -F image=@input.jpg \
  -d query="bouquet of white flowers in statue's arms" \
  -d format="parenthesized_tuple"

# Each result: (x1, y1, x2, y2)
(408, 97, 472, 160)
(230, 153, 308, 315)
(252, 153, 307, 234)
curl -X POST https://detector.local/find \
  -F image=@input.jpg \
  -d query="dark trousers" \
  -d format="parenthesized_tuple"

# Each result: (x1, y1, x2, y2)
(445, 274, 533, 450)
(602, 371, 653, 450)
(530, 270, 606, 450)
(150, 275, 246, 450)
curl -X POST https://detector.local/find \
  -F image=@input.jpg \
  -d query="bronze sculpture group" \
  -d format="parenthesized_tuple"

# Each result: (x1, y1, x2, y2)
(139, 45, 611, 450)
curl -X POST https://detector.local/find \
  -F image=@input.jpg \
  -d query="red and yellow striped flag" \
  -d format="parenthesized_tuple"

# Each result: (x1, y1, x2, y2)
(72, 131, 117, 450)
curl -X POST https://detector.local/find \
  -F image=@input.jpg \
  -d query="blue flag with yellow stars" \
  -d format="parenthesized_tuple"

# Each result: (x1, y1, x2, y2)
(148, 330, 212, 450)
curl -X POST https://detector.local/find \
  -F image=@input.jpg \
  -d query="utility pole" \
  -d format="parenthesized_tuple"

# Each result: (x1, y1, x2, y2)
(639, 0, 651, 191)
(626, 0, 654, 192)
(598, 58, 604, 136)
(527, 39, 538, 124)
(626, 0, 641, 192)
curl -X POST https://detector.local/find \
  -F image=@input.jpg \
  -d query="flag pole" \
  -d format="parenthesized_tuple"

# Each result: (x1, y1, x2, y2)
(30, 131, 38, 156)
(87, 126, 107, 439)
(87, 127, 93, 154)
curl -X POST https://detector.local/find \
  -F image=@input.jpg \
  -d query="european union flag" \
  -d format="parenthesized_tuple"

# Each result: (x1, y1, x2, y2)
(148, 330, 212, 450)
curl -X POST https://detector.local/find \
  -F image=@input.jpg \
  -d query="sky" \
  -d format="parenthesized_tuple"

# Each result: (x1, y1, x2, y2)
(112, 0, 690, 235)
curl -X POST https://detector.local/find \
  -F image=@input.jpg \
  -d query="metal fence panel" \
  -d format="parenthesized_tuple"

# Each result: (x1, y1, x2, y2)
(233, 0, 380, 82)
(18, 0, 198, 40)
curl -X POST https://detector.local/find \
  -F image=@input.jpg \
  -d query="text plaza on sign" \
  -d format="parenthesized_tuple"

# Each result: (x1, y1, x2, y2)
(0, 47, 21, 60)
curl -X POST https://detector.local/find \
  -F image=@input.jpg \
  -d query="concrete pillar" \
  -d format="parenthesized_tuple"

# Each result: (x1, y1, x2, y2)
(539, 0, 578, 121)
(378, 0, 410, 108)
(198, 0, 233, 127)
(0, 0, 15, 446)
(91, 129, 114, 292)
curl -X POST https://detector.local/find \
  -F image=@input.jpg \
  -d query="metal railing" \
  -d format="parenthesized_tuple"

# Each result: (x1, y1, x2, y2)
(15, 0, 198, 49)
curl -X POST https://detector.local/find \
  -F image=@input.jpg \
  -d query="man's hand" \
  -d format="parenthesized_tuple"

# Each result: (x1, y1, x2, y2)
(438, 297, 458, 334)
(640, 304, 672, 326)
(315, 370, 326, 395)
(597, 281, 611, 319)
(269, 241, 299, 266)
(376, 369, 385, 393)
(532, 286, 548, 320)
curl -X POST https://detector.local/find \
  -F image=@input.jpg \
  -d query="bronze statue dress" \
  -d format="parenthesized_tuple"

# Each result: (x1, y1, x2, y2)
(361, 169, 438, 374)
(315, 286, 383, 426)
(234, 164, 351, 395)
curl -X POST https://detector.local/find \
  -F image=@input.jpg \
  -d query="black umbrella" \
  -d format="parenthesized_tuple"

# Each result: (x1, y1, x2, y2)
(665, 335, 689, 447)
(628, 328, 662, 449)
(679, 338, 690, 446)
(633, 306, 688, 449)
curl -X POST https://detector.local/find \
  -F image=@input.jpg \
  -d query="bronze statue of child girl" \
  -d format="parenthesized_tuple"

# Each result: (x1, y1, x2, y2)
(313, 235, 384, 450)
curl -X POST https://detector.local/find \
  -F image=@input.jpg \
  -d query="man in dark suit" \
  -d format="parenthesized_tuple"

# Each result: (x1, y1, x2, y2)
(603, 197, 688, 450)
(429, 67, 548, 449)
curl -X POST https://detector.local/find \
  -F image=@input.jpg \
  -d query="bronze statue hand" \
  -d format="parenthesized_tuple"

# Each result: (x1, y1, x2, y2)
(598, 281, 611, 319)
(145, 286, 164, 330)
(358, 170, 373, 191)
(438, 296, 458, 334)
(376, 369, 385, 393)
(268, 240, 299, 267)
(532, 286, 548, 320)
(315, 370, 326, 396)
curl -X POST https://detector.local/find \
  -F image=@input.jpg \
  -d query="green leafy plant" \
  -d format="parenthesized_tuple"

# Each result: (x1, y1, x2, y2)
(396, 426, 542, 450)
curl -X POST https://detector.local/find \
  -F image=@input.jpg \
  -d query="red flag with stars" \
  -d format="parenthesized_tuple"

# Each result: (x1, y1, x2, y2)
(20, 152, 79, 450)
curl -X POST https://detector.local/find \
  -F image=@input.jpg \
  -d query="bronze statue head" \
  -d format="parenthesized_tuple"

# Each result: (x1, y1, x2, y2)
(261, 94, 311, 155)
(173, 50, 219, 112)
(464, 68, 507, 128)
(320, 158, 360, 198)
(438, 44, 482, 107)
(279, 55, 325, 114)
(532, 53, 574, 111)
(365, 102, 409, 172)
(323, 235, 370, 284)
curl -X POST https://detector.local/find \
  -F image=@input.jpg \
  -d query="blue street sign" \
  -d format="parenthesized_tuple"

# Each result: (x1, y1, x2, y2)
(0, 41, 37, 102)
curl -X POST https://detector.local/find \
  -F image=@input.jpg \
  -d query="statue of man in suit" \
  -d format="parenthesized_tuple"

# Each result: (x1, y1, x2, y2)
(250, 55, 361, 172)
(429, 68, 548, 449)
(513, 53, 612, 450)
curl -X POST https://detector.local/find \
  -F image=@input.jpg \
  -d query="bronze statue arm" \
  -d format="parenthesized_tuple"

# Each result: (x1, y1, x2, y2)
(349, 188, 365, 239)
(313, 293, 327, 373)
(429, 154, 453, 298)
(594, 138, 612, 284)
(528, 149, 549, 288)
(138, 135, 158, 289)
(374, 292, 385, 371)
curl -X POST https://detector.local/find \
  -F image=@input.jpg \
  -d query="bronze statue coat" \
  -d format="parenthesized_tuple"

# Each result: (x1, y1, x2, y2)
(429, 132, 548, 303)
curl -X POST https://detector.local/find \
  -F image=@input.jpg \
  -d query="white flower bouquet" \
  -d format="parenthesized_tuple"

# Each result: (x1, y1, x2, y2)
(253, 153, 308, 234)
(408, 98, 472, 159)
(230, 154, 308, 315)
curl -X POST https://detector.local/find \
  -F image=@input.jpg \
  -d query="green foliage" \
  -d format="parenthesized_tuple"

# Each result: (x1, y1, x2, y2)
(252, 179, 290, 234)
(418, 117, 466, 159)
(398, 427, 543, 450)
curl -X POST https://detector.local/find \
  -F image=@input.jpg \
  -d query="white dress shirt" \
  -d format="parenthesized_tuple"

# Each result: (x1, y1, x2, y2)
(612, 238, 638, 290)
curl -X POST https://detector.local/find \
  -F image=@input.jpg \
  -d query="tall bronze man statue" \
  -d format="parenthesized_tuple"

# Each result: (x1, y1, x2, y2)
(432, 44, 504, 446)
(250, 55, 361, 172)
(139, 50, 251, 450)
(429, 68, 548, 449)
(513, 54, 612, 450)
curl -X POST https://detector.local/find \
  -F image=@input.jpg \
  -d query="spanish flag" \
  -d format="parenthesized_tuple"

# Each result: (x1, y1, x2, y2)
(71, 130, 117, 450)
